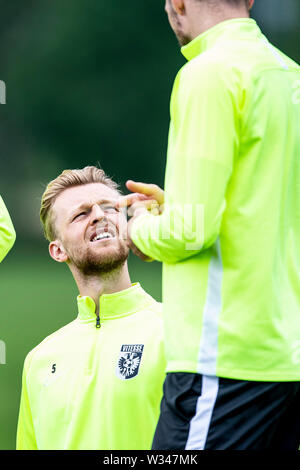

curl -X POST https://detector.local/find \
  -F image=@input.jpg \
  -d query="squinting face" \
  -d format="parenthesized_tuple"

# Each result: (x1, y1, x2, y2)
(51, 183, 129, 275)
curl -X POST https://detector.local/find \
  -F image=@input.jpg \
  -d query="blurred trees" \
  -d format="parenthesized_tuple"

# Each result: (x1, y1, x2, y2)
(0, 0, 299, 240)
(0, 0, 299, 451)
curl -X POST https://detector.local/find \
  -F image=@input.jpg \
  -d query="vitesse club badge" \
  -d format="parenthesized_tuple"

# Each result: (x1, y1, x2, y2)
(116, 344, 144, 380)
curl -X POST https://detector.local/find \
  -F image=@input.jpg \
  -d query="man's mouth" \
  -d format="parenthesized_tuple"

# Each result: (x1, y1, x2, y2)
(90, 228, 116, 243)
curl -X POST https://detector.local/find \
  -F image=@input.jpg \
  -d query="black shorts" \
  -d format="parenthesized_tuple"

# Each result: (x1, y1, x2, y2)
(152, 373, 300, 450)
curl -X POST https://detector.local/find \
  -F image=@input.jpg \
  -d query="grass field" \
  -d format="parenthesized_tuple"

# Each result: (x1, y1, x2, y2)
(0, 241, 162, 450)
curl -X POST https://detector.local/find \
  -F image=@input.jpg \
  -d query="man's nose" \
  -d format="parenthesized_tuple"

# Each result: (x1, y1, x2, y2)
(90, 204, 105, 224)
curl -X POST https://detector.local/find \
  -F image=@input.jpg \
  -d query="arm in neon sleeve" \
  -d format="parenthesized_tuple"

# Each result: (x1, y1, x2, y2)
(130, 60, 240, 263)
(16, 356, 38, 450)
(0, 195, 16, 262)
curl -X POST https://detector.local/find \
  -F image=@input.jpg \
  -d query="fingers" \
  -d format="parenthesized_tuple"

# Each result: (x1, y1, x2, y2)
(127, 199, 160, 218)
(126, 181, 164, 205)
(126, 180, 157, 195)
(116, 193, 149, 209)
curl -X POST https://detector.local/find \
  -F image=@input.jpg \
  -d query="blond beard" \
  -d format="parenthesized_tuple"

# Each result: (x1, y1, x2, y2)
(66, 242, 130, 276)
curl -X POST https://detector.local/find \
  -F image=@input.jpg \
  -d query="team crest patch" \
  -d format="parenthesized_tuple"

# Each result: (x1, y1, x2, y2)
(116, 344, 144, 380)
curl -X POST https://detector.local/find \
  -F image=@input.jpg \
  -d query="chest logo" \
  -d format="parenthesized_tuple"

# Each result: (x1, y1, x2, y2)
(116, 344, 144, 380)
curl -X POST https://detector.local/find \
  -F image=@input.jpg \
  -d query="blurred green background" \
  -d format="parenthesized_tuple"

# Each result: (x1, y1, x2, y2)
(0, 0, 299, 450)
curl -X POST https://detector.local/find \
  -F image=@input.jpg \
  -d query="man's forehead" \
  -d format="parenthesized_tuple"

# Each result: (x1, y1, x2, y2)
(53, 183, 119, 214)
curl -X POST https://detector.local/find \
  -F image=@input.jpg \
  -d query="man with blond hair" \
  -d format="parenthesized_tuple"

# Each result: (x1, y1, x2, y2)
(16, 166, 166, 450)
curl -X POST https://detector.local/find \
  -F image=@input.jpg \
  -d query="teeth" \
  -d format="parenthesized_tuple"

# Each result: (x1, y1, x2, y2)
(92, 232, 113, 242)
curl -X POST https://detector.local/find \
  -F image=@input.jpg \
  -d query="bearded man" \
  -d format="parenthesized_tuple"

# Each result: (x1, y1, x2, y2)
(16, 166, 166, 450)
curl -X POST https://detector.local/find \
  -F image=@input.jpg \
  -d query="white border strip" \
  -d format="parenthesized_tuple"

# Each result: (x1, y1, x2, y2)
(185, 375, 219, 450)
(197, 239, 223, 376)
(261, 38, 289, 70)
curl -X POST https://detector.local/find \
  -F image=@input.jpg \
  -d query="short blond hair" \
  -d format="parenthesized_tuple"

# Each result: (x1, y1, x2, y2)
(40, 166, 121, 241)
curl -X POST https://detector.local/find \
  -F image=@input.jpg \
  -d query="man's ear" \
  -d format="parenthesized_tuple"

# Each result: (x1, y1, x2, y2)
(49, 240, 68, 263)
(170, 0, 185, 15)
(248, 0, 255, 10)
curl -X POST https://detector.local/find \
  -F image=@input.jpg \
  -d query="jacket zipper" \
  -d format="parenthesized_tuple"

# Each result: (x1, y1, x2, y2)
(96, 305, 101, 328)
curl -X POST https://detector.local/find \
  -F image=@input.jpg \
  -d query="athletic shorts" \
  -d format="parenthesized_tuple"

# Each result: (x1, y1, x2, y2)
(152, 373, 300, 450)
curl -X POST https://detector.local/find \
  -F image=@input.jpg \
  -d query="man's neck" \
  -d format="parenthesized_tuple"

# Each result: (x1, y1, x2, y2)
(188, 4, 250, 40)
(72, 263, 132, 315)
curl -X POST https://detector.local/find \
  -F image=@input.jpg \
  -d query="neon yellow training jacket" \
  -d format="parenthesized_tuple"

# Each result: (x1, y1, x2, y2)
(0, 195, 16, 262)
(17, 283, 166, 450)
(131, 19, 300, 381)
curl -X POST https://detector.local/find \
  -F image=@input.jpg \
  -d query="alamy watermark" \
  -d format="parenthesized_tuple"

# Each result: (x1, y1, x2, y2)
(292, 340, 300, 365)
(117, 202, 205, 251)
(0, 80, 6, 361)
(0, 340, 6, 365)
(292, 80, 300, 105)
(0, 80, 6, 104)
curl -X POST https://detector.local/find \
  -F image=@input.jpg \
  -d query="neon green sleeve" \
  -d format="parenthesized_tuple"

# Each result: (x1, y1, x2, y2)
(131, 60, 239, 263)
(16, 356, 38, 450)
(0, 195, 16, 262)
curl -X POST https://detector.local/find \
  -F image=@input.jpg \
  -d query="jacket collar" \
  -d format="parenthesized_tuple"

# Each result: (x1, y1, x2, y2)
(181, 18, 261, 61)
(77, 283, 154, 322)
